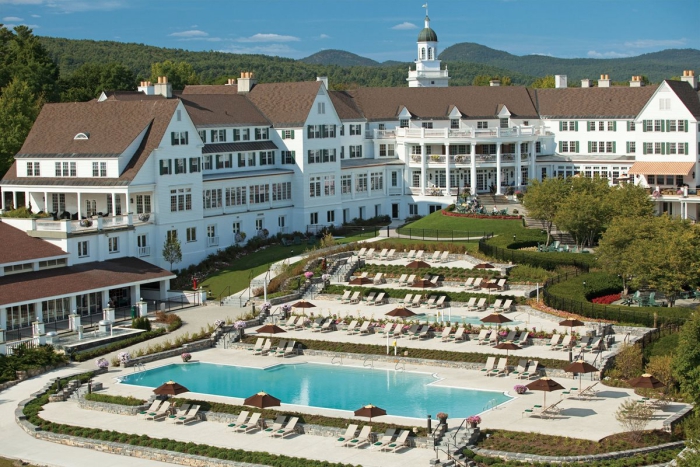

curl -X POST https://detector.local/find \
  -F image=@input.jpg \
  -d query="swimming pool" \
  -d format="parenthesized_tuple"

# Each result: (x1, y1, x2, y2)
(120, 362, 512, 419)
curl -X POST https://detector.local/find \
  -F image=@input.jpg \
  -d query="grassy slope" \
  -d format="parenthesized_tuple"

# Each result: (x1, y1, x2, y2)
(399, 210, 528, 237)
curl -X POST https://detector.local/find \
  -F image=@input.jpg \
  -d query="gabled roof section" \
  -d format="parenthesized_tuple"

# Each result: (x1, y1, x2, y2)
(447, 105, 464, 118)
(246, 81, 322, 127)
(664, 79, 700, 119)
(348, 87, 538, 121)
(0, 221, 67, 265)
(329, 90, 364, 120)
(182, 84, 239, 95)
(99, 91, 166, 101)
(2, 99, 179, 184)
(179, 94, 270, 127)
(535, 86, 657, 118)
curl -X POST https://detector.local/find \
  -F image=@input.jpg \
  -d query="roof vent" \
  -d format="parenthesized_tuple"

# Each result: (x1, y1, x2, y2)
(74, 132, 90, 140)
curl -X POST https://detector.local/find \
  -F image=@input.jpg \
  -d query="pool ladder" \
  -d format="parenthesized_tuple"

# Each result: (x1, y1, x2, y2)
(363, 355, 375, 369)
(482, 398, 498, 411)
(132, 362, 146, 372)
(394, 360, 405, 372)
(331, 354, 343, 365)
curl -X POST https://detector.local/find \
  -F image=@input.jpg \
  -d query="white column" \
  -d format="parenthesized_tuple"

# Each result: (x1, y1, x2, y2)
(159, 279, 169, 301)
(470, 144, 477, 194)
(111, 192, 117, 217)
(24, 191, 29, 208)
(77, 192, 82, 219)
(420, 143, 426, 195)
(12, 191, 17, 210)
(0, 307, 6, 330)
(515, 142, 522, 188)
(102, 290, 110, 309)
(35, 301, 43, 322)
(445, 143, 451, 195)
(131, 284, 141, 306)
(496, 143, 503, 195)
(530, 141, 537, 180)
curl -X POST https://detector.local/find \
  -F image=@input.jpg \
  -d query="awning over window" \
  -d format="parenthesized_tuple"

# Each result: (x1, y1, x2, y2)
(627, 161, 695, 176)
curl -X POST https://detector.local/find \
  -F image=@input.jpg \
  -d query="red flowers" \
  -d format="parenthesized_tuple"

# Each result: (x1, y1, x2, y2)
(591, 293, 621, 305)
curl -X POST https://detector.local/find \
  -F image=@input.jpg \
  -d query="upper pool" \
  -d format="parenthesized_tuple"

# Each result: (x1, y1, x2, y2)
(119, 362, 512, 419)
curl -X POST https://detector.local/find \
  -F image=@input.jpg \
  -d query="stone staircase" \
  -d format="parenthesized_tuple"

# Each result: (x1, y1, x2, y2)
(429, 425, 480, 466)
(523, 217, 576, 245)
(476, 193, 510, 206)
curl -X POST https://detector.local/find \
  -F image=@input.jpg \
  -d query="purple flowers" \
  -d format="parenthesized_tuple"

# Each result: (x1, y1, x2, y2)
(514, 384, 527, 394)
(466, 415, 481, 425)
(181, 352, 192, 362)
(95, 358, 109, 369)
(304, 271, 314, 280)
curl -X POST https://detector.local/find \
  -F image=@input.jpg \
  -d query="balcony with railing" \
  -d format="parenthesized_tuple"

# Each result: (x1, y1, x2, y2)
(23, 212, 154, 238)
(379, 125, 551, 141)
(138, 246, 151, 257)
(410, 152, 531, 166)
(207, 236, 220, 248)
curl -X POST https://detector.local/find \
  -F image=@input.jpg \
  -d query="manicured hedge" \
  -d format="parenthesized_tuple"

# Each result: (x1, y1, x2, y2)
(0, 345, 68, 384)
(353, 263, 500, 281)
(72, 328, 166, 362)
(324, 284, 524, 304)
(545, 272, 690, 326)
(84, 393, 146, 406)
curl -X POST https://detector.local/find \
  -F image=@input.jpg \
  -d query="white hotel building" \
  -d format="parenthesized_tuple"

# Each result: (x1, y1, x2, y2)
(0, 15, 699, 335)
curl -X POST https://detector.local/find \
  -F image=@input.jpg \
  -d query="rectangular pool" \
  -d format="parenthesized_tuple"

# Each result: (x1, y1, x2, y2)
(119, 362, 511, 419)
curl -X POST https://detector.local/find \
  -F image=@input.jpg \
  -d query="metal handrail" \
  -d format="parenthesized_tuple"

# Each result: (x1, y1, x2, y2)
(217, 285, 231, 305)
(331, 354, 343, 365)
(394, 360, 406, 371)
(363, 355, 375, 368)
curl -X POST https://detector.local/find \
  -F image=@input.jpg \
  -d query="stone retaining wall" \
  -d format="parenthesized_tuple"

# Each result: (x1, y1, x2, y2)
(78, 398, 148, 416)
(0, 362, 69, 393)
(122, 338, 212, 367)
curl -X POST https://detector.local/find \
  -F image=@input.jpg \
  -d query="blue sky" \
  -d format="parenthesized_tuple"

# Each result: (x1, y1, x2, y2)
(1, 0, 698, 62)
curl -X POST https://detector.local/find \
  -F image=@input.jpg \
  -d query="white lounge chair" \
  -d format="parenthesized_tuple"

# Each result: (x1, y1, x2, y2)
(380, 429, 410, 452)
(463, 278, 474, 288)
(357, 321, 371, 335)
(449, 327, 466, 342)
(487, 357, 508, 377)
(497, 278, 508, 290)
(430, 251, 441, 262)
(405, 250, 416, 260)
(349, 291, 361, 304)
(439, 251, 450, 263)
(176, 404, 200, 425)
(374, 292, 386, 305)
(439, 326, 452, 341)
(145, 401, 171, 421)
(386, 249, 397, 260)
(415, 250, 424, 260)
(372, 428, 397, 450)
(347, 425, 373, 448)
(480, 356, 496, 374)
(357, 247, 367, 258)
(471, 278, 483, 290)
(226, 410, 249, 430)
(518, 360, 540, 380)
(340, 290, 352, 304)
(264, 415, 287, 436)
(271, 416, 299, 438)
(373, 273, 384, 284)
(377, 323, 395, 337)
(336, 424, 359, 446)
(234, 412, 261, 433)
(401, 293, 413, 305)
(346, 320, 358, 334)
(137, 400, 163, 419)
(411, 294, 422, 307)
(377, 248, 389, 260)
(397, 274, 408, 286)
(406, 274, 417, 285)
(475, 329, 489, 345)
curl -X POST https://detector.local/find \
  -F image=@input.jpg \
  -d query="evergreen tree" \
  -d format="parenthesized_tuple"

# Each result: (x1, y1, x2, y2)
(0, 78, 42, 175)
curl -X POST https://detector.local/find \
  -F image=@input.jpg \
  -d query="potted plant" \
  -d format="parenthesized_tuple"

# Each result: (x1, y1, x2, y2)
(281, 304, 292, 319)
(95, 358, 109, 370)
(214, 319, 225, 328)
(436, 412, 448, 424)
(181, 352, 192, 362)
(234, 320, 247, 340)
(117, 351, 131, 366)
(514, 384, 528, 394)
(466, 415, 481, 428)
(304, 271, 314, 282)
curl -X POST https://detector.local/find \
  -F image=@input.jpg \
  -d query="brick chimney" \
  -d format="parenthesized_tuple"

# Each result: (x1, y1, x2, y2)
(153, 76, 172, 98)
(237, 72, 256, 93)
(681, 70, 698, 90)
(598, 74, 611, 88)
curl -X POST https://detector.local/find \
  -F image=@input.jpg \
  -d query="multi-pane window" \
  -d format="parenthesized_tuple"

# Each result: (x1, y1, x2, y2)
(379, 144, 395, 157)
(307, 149, 337, 163)
(202, 189, 222, 209)
(422, 122, 433, 129)
(78, 241, 89, 258)
(106, 194, 121, 215)
(171, 131, 188, 145)
(678, 120, 686, 132)
(52, 193, 65, 213)
(259, 151, 274, 166)
(654, 120, 662, 132)
(378, 123, 385, 131)
(370, 172, 383, 191)
(668, 120, 677, 132)
(225, 187, 246, 206)
(247, 152, 256, 166)
(255, 218, 264, 231)
(55, 162, 76, 177)
(309, 212, 318, 225)
(249, 184, 269, 204)
(210, 129, 226, 142)
(349, 124, 361, 136)
(391, 171, 398, 187)
(26, 162, 40, 176)
(186, 227, 197, 242)
(135, 194, 151, 214)
(341, 175, 352, 194)
(644, 142, 654, 154)
(233, 129, 241, 141)
(216, 154, 232, 169)
(327, 210, 335, 223)
(281, 130, 295, 139)
(167, 229, 177, 242)
(309, 176, 321, 198)
(207, 225, 216, 238)
(477, 121, 488, 129)
(281, 151, 296, 164)
(628, 121, 636, 131)
(668, 143, 677, 154)
(607, 121, 615, 131)
(159, 159, 172, 175)
(535, 142, 542, 153)
(272, 182, 291, 201)
(317, 102, 325, 114)
(242, 129, 250, 141)
(500, 118, 509, 129)
(307, 124, 336, 139)
(170, 187, 192, 212)
(450, 119, 460, 129)
(588, 121, 596, 132)
(254, 128, 269, 140)
(198, 130, 206, 143)
(175, 158, 186, 174)
(561, 121, 576, 131)
(399, 119, 409, 128)
(85, 199, 96, 217)
(349, 145, 362, 158)
(412, 172, 420, 187)
(356, 174, 367, 192)
(232, 222, 241, 234)
(411, 146, 422, 155)
(203, 155, 213, 170)
(627, 142, 636, 153)
(108, 237, 119, 253)
(644, 120, 653, 132)
(324, 175, 335, 196)
(409, 204, 418, 215)
(189, 157, 200, 173)
(655, 142, 663, 154)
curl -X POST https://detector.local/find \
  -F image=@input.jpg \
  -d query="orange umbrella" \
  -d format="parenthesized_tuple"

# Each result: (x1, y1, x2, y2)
(153, 381, 189, 397)
(628, 373, 664, 389)
(406, 260, 431, 269)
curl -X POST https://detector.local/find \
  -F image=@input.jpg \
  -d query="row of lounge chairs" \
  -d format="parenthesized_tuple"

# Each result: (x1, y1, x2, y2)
(474, 329, 529, 346)
(249, 338, 297, 357)
(228, 413, 299, 437)
(136, 401, 200, 424)
(463, 277, 508, 291)
(337, 426, 411, 452)
(340, 290, 388, 305)
(544, 334, 604, 353)
(480, 357, 541, 379)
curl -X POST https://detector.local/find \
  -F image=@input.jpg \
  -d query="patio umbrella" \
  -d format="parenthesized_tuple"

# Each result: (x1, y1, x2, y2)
(526, 377, 565, 408)
(385, 306, 416, 317)
(563, 359, 599, 395)
(349, 276, 373, 285)
(480, 313, 512, 325)
(559, 318, 585, 335)
(406, 260, 431, 269)
(256, 324, 286, 342)
(153, 381, 189, 398)
(411, 279, 436, 288)
(292, 300, 316, 308)
(481, 282, 500, 290)
(474, 263, 495, 269)
(354, 404, 387, 422)
(628, 373, 664, 390)
(244, 391, 281, 409)
(494, 341, 522, 361)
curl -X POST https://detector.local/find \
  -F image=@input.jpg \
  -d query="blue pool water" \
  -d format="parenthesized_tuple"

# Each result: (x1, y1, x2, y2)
(120, 362, 511, 419)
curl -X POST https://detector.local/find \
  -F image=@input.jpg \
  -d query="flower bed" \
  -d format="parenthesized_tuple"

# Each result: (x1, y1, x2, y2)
(592, 293, 622, 305)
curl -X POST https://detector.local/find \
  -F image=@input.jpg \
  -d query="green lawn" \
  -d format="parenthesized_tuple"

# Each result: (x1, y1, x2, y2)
(376, 237, 480, 253)
(399, 210, 528, 237)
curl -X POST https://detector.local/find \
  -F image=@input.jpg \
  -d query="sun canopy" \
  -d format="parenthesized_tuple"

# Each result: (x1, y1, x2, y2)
(628, 161, 694, 176)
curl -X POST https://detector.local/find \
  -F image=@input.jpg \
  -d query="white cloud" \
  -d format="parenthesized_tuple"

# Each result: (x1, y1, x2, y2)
(30, 14, 40, 17)
(391, 22, 418, 30)
(0, 0, 43, 4)
(221, 44, 297, 56)
(587, 50, 630, 58)
(319, 34, 330, 39)
(169, 29, 208, 38)
(0, 0, 126, 12)
(623, 38, 687, 48)
(236, 33, 300, 43)
(3, 16, 24, 21)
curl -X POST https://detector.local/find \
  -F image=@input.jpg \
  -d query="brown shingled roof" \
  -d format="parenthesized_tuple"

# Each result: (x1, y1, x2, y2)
(182, 84, 239, 95)
(0, 221, 67, 265)
(535, 86, 658, 118)
(2, 99, 178, 184)
(246, 81, 322, 127)
(329, 90, 364, 120)
(180, 94, 270, 127)
(347, 86, 539, 121)
(664, 79, 700, 119)
(0, 257, 175, 307)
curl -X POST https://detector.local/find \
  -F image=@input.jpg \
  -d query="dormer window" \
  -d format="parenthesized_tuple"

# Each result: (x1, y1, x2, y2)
(74, 132, 89, 140)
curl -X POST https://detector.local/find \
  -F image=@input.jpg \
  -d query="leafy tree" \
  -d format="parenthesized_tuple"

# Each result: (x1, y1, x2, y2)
(672, 313, 700, 404)
(0, 77, 43, 175)
(162, 234, 182, 271)
(603, 182, 654, 220)
(676, 414, 700, 466)
(597, 216, 653, 295)
(614, 343, 644, 380)
(522, 177, 569, 246)
(0, 25, 59, 101)
(60, 62, 135, 101)
(472, 74, 511, 86)
(150, 60, 199, 90)
(615, 399, 653, 442)
(645, 355, 675, 394)
(531, 75, 555, 88)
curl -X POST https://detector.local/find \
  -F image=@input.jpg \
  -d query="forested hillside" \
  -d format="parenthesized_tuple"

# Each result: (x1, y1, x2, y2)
(440, 43, 700, 83)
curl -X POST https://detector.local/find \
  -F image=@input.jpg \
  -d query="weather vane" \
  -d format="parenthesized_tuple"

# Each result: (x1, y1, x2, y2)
(422, 3, 428, 16)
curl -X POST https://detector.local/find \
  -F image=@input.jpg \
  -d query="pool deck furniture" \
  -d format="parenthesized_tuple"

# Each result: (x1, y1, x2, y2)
(279, 340, 296, 357)
(578, 382, 599, 399)
(386, 249, 397, 260)
(346, 425, 373, 448)
(430, 296, 446, 309)
(424, 296, 437, 308)
(510, 360, 529, 378)
(283, 316, 298, 329)
(488, 299, 503, 311)
(137, 400, 162, 419)
(480, 356, 496, 374)
(373, 273, 384, 284)
(273, 340, 288, 354)
(449, 326, 466, 342)
(554, 335, 572, 351)
(498, 279, 508, 291)
(363, 292, 377, 304)
(264, 415, 287, 436)
(377, 323, 395, 338)
(471, 278, 483, 290)
(522, 404, 543, 417)
(415, 250, 424, 260)
(430, 251, 441, 262)
(464, 297, 476, 309)
(517, 360, 540, 380)
(357, 247, 367, 258)
(439, 326, 452, 341)
(254, 339, 271, 356)
(430, 275, 441, 287)
(418, 326, 433, 340)
(365, 248, 375, 259)
(339, 291, 352, 304)
(514, 331, 530, 346)
(397, 275, 409, 286)
(357, 321, 371, 335)
(546, 334, 561, 349)
(476, 329, 490, 345)
(381, 429, 411, 453)
(345, 320, 358, 334)
(463, 278, 475, 289)
(409, 325, 429, 340)
(227, 411, 249, 430)
(349, 291, 361, 304)
(249, 337, 264, 354)
(500, 299, 513, 312)
(177, 404, 201, 425)
(319, 320, 335, 333)
(411, 294, 422, 307)
(336, 424, 358, 446)
(405, 250, 416, 260)
(145, 401, 171, 421)
(487, 357, 508, 377)
(406, 275, 417, 286)
(373, 292, 386, 305)
(166, 403, 192, 424)
(234, 412, 261, 433)
(377, 249, 389, 260)
(271, 416, 299, 438)
(440, 251, 450, 263)
(391, 324, 404, 339)
(372, 428, 397, 450)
